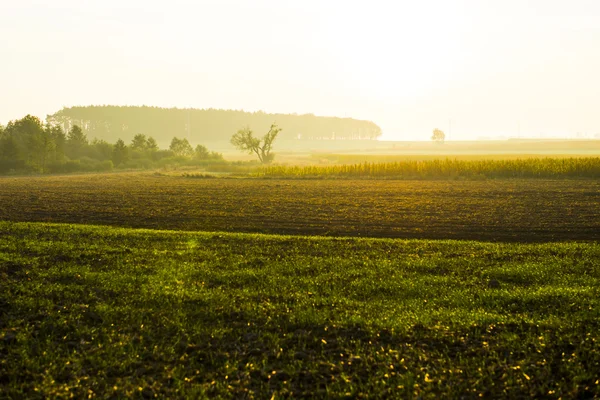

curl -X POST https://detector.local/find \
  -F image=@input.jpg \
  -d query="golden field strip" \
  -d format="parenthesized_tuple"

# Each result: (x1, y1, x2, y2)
(259, 157, 600, 179)
(1, 173, 599, 242)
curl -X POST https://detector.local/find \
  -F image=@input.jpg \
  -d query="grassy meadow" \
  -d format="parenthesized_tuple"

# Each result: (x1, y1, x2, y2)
(1, 222, 600, 398)
(1, 157, 599, 398)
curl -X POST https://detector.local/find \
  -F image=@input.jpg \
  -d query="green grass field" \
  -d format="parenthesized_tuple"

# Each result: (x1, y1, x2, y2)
(1, 168, 600, 398)
(1, 222, 600, 398)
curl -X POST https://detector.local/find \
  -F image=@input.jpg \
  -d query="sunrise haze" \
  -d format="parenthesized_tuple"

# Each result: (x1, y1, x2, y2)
(1, 0, 599, 140)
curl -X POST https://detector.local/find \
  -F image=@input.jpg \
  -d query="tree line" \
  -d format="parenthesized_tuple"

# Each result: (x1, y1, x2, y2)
(47, 106, 382, 145)
(0, 115, 223, 174)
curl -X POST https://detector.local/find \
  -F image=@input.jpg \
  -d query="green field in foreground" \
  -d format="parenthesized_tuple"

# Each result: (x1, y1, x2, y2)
(1, 223, 600, 399)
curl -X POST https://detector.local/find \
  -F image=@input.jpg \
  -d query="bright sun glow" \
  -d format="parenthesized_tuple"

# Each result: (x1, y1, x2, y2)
(1, 0, 599, 140)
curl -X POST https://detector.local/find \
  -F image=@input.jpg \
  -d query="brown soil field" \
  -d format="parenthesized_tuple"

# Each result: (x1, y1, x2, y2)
(1, 173, 599, 242)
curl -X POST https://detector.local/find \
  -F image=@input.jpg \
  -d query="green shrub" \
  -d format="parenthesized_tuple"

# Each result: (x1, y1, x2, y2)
(95, 160, 113, 172)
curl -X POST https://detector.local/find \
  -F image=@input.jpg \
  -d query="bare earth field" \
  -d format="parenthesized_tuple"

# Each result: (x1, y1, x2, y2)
(1, 173, 599, 242)
(2, 172, 600, 397)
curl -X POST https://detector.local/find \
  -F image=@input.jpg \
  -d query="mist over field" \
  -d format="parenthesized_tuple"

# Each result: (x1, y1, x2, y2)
(2, 0, 600, 140)
(1, 1, 600, 398)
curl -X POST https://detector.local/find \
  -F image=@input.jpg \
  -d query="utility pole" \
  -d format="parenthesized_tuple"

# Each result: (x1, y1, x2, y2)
(187, 109, 191, 140)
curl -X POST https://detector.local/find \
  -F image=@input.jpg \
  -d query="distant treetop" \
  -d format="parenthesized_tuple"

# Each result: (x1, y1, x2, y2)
(47, 106, 382, 145)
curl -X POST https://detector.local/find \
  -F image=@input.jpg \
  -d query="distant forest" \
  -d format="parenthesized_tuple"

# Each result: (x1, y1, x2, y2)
(47, 106, 382, 146)
(0, 114, 225, 174)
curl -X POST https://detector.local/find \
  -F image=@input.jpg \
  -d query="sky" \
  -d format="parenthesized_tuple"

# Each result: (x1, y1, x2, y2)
(1, 0, 599, 140)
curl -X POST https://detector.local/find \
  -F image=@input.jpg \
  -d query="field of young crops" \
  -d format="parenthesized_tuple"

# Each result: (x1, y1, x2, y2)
(258, 157, 600, 179)
(0, 173, 599, 241)
(1, 222, 599, 398)
(2, 171, 599, 397)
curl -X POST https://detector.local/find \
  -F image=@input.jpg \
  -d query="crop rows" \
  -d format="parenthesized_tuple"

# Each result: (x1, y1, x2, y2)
(1, 173, 599, 242)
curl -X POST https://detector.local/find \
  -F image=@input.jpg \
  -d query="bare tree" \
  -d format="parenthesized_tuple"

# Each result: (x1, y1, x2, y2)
(231, 124, 282, 163)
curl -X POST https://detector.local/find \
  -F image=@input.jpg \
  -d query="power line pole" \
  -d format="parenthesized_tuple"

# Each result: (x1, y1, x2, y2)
(187, 109, 191, 140)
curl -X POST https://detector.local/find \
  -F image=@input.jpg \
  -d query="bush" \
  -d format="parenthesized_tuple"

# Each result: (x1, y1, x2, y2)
(123, 159, 152, 170)
(152, 149, 175, 162)
(44, 160, 79, 174)
(95, 160, 113, 172)
(155, 156, 189, 169)
(0, 159, 26, 173)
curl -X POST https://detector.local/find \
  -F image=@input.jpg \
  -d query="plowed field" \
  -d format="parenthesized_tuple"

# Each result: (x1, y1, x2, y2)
(1, 173, 599, 241)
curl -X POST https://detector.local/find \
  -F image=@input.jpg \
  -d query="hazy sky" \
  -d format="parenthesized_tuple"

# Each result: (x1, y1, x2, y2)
(1, 0, 599, 140)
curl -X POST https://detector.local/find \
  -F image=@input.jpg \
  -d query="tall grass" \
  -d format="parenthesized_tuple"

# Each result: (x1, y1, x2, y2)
(257, 157, 600, 179)
(312, 153, 600, 164)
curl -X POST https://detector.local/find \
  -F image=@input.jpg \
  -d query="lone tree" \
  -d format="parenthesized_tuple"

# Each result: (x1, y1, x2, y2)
(231, 124, 282, 163)
(431, 128, 445, 143)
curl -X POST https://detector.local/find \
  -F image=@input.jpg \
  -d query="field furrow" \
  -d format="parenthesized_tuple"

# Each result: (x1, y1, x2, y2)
(1, 174, 599, 241)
